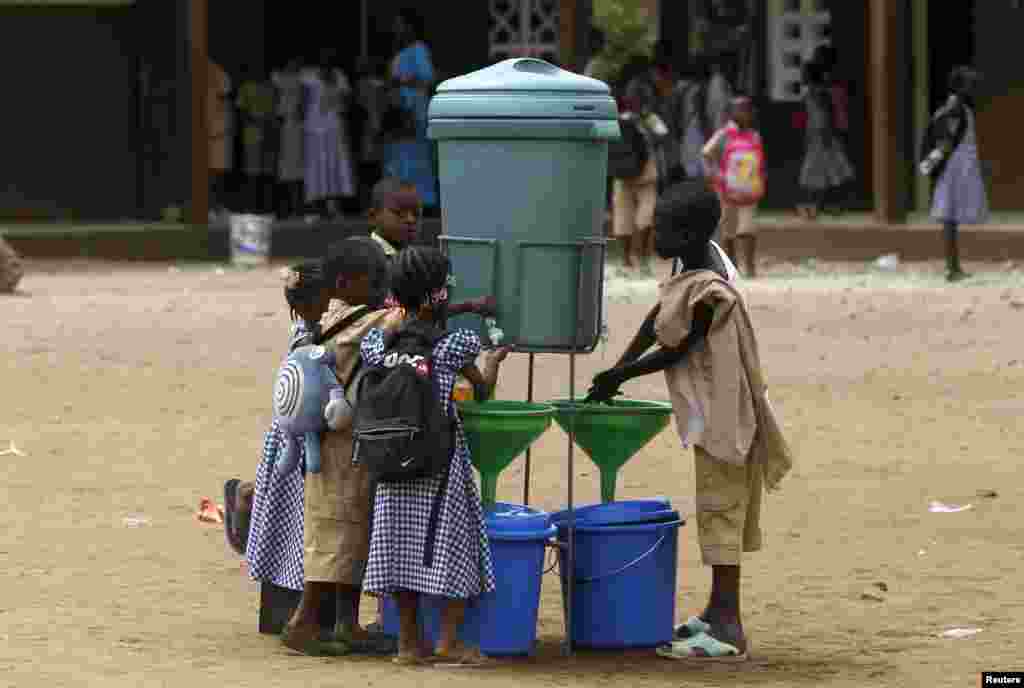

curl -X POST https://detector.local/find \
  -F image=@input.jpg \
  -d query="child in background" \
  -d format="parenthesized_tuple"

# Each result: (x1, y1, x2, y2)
(921, 66, 987, 282)
(702, 96, 764, 278)
(587, 181, 792, 662)
(796, 60, 854, 220)
(361, 247, 503, 667)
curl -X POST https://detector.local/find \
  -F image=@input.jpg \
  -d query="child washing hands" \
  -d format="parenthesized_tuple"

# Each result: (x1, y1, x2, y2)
(360, 247, 506, 667)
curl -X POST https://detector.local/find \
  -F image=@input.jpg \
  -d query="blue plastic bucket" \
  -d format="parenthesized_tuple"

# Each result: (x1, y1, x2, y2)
(556, 505, 683, 649)
(382, 502, 555, 656)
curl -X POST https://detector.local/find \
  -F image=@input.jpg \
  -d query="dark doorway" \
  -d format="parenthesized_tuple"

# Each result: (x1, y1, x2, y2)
(927, 1, 974, 113)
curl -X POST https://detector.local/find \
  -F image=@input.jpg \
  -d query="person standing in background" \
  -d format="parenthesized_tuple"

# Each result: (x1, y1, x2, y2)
(237, 66, 278, 213)
(584, 26, 608, 79)
(383, 8, 439, 214)
(921, 66, 988, 283)
(301, 49, 357, 219)
(272, 57, 306, 218)
(796, 59, 854, 220)
(208, 59, 234, 220)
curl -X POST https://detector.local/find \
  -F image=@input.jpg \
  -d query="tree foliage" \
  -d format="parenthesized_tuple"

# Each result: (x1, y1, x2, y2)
(590, 0, 657, 85)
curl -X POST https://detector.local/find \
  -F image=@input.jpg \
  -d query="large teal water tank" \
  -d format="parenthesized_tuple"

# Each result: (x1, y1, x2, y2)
(428, 58, 619, 353)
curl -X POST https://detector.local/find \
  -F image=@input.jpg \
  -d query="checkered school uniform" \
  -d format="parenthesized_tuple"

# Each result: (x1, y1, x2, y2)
(360, 327, 496, 598)
(244, 320, 317, 590)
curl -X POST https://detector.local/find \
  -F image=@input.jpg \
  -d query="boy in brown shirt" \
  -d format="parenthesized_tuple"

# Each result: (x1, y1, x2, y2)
(282, 237, 406, 656)
(0, 236, 24, 293)
(588, 181, 792, 662)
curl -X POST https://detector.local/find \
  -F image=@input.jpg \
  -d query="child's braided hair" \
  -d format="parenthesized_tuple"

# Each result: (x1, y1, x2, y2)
(389, 246, 450, 320)
(281, 259, 327, 321)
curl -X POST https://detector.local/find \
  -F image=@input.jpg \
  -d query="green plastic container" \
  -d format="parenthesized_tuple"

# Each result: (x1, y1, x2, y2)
(428, 58, 619, 353)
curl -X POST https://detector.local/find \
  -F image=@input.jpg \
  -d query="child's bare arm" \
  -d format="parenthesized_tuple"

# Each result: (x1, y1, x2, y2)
(614, 304, 661, 368)
(459, 346, 509, 402)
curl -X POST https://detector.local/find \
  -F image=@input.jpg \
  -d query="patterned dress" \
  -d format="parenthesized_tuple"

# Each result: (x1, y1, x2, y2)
(301, 68, 357, 202)
(245, 320, 317, 591)
(361, 327, 496, 599)
(799, 84, 855, 192)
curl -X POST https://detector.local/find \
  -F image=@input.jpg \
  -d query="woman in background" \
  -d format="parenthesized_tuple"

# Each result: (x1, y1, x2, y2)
(302, 49, 357, 219)
(383, 9, 438, 213)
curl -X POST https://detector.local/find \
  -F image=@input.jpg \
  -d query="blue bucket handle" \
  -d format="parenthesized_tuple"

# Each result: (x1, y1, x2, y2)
(559, 520, 682, 584)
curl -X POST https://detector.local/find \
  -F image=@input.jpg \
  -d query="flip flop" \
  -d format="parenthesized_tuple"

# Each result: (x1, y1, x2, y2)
(656, 632, 749, 663)
(392, 654, 426, 666)
(430, 648, 493, 669)
(674, 615, 711, 640)
(223, 479, 244, 555)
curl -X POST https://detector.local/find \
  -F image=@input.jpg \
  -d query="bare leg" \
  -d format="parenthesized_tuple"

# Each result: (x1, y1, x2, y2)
(395, 591, 420, 662)
(621, 235, 635, 268)
(944, 221, 969, 281)
(282, 581, 348, 655)
(436, 599, 466, 656)
(697, 565, 747, 654)
(740, 235, 757, 278)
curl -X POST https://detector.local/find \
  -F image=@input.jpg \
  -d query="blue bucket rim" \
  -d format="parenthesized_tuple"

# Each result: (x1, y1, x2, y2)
(555, 517, 684, 535)
(489, 524, 557, 542)
(550, 499, 676, 528)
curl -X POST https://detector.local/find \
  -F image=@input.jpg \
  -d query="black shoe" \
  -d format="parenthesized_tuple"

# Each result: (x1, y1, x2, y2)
(946, 269, 971, 283)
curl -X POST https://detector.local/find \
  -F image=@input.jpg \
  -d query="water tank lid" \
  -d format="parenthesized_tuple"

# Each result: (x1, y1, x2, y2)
(430, 58, 617, 121)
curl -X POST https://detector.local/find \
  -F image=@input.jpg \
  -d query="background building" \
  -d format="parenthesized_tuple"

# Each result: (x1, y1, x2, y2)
(0, 1, 1016, 227)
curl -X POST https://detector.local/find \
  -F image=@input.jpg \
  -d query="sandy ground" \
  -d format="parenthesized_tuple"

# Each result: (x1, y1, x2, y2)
(3, 257, 1023, 688)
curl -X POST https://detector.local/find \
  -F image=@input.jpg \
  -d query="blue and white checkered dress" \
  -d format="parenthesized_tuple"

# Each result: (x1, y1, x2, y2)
(244, 319, 317, 591)
(360, 327, 496, 599)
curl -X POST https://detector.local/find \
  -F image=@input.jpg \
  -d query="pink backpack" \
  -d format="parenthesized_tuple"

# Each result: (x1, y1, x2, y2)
(717, 125, 766, 206)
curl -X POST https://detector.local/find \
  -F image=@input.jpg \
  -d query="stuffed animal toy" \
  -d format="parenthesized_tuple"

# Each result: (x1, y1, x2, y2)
(272, 344, 356, 474)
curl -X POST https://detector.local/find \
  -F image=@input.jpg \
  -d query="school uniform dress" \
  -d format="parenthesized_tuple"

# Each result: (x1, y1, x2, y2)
(798, 85, 855, 193)
(931, 102, 989, 226)
(272, 70, 305, 183)
(245, 321, 318, 591)
(361, 328, 496, 599)
(301, 69, 357, 203)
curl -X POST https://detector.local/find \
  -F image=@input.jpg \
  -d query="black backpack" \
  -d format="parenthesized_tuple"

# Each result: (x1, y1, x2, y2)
(350, 320, 455, 484)
(607, 115, 651, 180)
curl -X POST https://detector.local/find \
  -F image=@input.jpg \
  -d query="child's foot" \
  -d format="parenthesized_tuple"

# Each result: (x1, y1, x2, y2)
(333, 623, 398, 655)
(281, 623, 350, 657)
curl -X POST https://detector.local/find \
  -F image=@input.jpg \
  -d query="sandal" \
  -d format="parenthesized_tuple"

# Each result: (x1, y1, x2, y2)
(429, 646, 493, 668)
(656, 631, 749, 663)
(392, 654, 426, 666)
(674, 615, 711, 640)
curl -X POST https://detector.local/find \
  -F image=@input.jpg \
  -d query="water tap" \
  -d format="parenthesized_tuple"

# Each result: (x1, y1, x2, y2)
(484, 317, 505, 347)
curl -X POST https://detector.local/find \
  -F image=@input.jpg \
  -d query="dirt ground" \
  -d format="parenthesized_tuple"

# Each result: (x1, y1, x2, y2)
(3, 257, 1023, 688)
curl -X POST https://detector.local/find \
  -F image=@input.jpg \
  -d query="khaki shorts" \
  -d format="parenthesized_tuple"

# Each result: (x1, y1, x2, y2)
(717, 202, 757, 241)
(303, 430, 374, 585)
(694, 445, 763, 566)
(612, 159, 659, 238)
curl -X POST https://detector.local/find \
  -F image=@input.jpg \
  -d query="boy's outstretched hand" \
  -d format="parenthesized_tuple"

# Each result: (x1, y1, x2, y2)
(585, 368, 625, 404)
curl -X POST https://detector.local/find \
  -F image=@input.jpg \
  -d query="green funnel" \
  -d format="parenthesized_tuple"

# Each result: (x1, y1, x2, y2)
(550, 399, 674, 502)
(459, 400, 555, 507)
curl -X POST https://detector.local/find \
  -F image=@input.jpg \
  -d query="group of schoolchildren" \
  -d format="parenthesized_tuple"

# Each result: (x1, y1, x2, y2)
(225, 177, 505, 665)
(608, 44, 860, 280)
(222, 169, 794, 664)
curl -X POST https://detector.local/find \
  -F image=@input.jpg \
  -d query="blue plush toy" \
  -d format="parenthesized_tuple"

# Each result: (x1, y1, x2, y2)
(272, 344, 355, 474)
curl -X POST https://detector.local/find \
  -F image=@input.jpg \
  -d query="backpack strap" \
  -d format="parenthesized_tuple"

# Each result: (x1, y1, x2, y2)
(316, 305, 373, 345)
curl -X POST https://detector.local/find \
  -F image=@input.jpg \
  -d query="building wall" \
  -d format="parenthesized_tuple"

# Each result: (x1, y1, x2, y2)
(973, 2, 1024, 211)
(0, 5, 143, 220)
